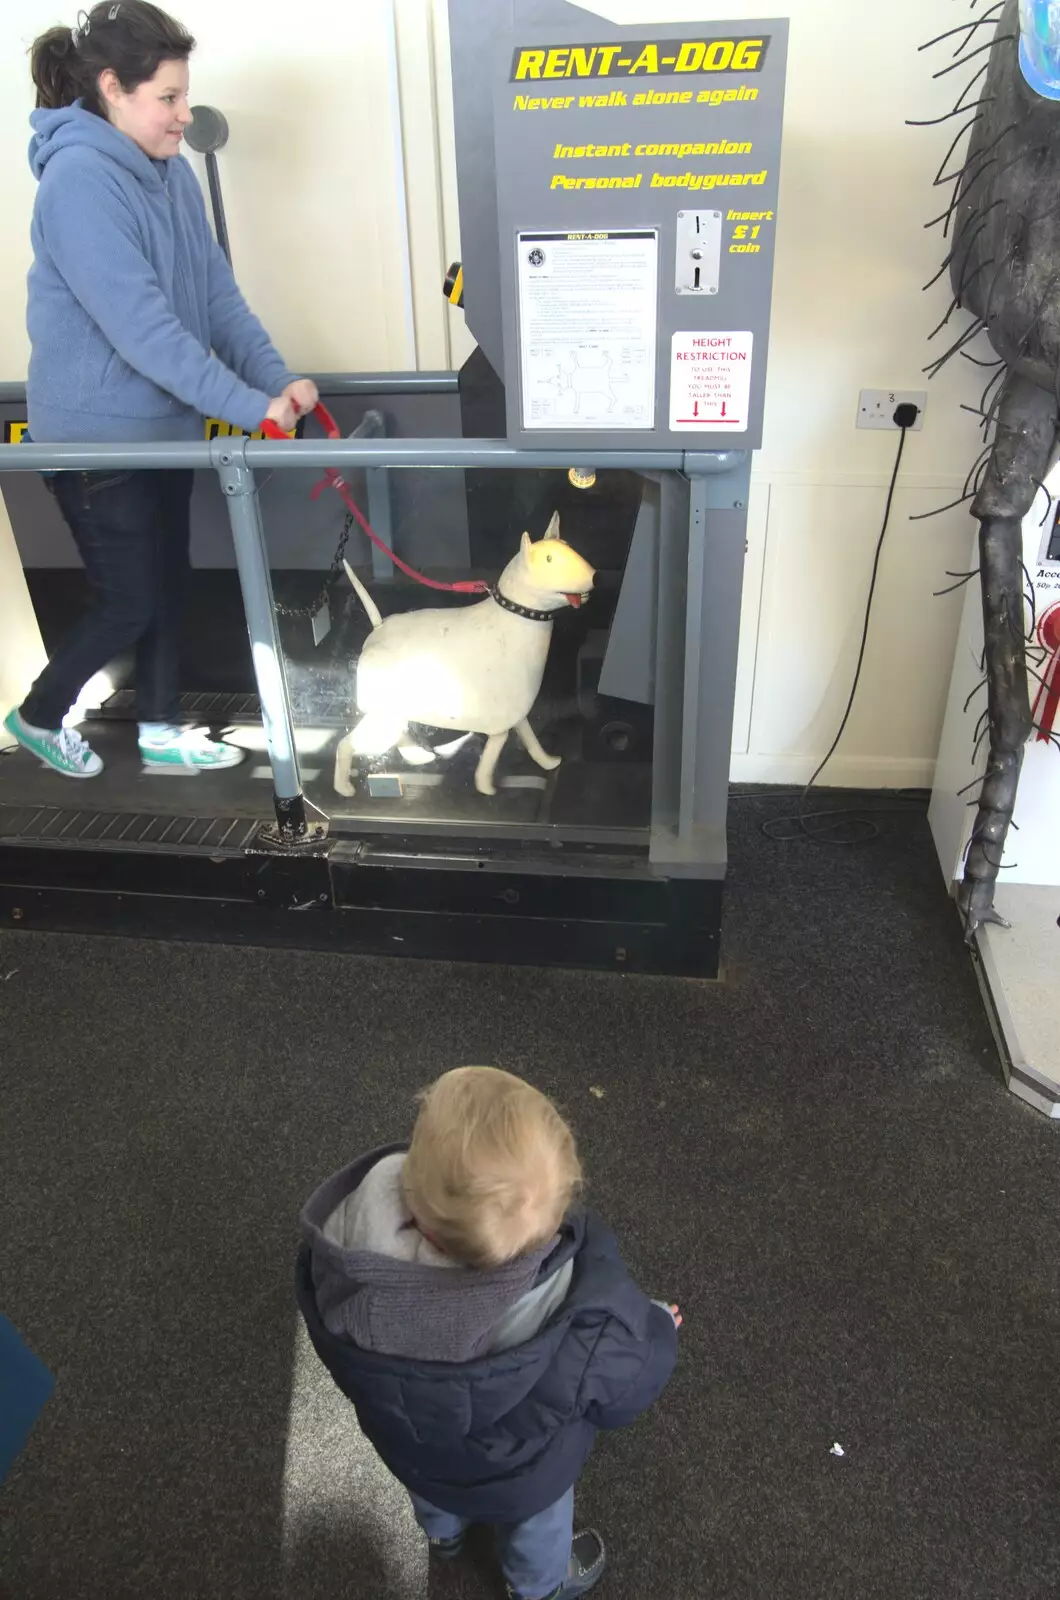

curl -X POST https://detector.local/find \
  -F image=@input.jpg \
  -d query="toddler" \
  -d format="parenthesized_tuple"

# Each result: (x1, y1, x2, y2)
(296, 1067, 679, 1600)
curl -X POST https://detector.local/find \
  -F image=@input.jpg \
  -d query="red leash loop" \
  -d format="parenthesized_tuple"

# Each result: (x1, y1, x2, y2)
(259, 402, 487, 595)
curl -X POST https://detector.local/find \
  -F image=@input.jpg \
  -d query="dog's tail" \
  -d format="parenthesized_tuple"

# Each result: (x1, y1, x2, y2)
(343, 560, 383, 630)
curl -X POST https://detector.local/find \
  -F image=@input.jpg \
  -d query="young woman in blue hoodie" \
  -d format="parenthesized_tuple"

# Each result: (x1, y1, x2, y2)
(4, 1, 316, 776)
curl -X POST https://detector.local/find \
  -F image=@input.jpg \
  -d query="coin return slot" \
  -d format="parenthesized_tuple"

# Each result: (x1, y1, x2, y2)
(675, 210, 722, 295)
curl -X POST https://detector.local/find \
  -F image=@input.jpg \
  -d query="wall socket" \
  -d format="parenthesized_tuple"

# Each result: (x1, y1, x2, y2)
(857, 389, 926, 431)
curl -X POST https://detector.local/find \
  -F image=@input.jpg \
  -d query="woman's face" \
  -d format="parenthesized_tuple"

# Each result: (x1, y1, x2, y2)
(99, 58, 193, 160)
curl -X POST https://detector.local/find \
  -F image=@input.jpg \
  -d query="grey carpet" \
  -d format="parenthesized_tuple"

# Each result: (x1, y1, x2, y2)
(1, 794, 1058, 1600)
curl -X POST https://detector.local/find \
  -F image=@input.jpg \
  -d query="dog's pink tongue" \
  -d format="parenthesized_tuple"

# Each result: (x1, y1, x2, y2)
(565, 594, 583, 608)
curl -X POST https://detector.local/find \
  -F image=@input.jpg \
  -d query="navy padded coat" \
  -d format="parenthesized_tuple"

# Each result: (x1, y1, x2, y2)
(296, 1205, 678, 1522)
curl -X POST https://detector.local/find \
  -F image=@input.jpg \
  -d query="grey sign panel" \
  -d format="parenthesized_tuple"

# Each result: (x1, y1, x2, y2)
(447, 0, 606, 378)
(489, 9, 788, 450)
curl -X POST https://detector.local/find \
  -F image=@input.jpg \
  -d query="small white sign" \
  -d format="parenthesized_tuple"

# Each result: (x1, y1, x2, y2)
(518, 231, 658, 431)
(669, 330, 753, 432)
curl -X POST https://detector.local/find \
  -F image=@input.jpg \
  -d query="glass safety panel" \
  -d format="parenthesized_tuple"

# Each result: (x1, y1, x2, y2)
(268, 460, 664, 846)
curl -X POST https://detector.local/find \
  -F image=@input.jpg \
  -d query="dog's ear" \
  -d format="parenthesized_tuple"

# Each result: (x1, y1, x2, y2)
(543, 511, 561, 541)
(520, 531, 532, 557)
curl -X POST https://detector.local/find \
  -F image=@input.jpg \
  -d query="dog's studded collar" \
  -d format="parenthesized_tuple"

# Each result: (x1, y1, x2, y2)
(488, 584, 554, 622)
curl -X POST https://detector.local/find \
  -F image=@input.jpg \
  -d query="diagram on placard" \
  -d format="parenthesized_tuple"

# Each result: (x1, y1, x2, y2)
(543, 351, 630, 417)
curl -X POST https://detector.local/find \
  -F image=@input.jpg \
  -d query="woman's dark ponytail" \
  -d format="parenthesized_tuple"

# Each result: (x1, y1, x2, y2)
(30, 27, 88, 112)
(29, 3, 194, 119)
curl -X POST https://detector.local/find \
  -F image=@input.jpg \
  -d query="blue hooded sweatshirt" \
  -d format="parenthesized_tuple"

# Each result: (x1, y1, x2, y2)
(26, 105, 295, 443)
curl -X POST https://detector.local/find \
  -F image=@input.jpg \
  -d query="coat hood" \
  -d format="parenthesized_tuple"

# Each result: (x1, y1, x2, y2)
(299, 1144, 579, 1362)
(29, 103, 166, 191)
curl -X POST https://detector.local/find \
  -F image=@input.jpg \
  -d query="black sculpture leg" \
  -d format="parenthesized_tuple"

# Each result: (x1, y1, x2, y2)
(961, 371, 1058, 938)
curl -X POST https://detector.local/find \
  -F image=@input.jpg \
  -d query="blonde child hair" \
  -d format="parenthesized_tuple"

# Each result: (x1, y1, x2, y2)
(402, 1067, 583, 1270)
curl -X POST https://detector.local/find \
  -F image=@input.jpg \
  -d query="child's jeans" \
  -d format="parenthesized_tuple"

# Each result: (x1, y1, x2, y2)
(410, 1486, 574, 1597)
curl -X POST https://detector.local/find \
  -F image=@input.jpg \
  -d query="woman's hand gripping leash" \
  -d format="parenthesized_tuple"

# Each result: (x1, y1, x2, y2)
(259, 400, 487, 596)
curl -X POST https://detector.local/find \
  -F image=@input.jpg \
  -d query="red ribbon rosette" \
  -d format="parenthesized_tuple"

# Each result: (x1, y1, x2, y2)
(1032, 600, 1060, 744)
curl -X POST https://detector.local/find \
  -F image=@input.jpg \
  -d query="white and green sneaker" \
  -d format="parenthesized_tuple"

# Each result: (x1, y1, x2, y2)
(3, 709, 104, 778)
(139, 724, 245, 772)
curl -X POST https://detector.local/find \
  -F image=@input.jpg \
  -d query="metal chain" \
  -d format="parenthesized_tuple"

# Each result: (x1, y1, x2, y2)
(273, 513, 353, 620)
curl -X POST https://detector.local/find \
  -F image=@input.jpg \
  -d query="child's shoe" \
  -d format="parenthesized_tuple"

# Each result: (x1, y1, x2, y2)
(507, 1530, 606, 1600)
(139, 724, 245, 771)
(3, 709, 103, 778)
(428, 1531, 467, 1560)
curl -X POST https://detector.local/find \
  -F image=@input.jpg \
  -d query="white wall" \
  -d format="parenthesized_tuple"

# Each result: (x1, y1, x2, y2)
(0, 0, 990, 787)
(0, 1, 418, 375)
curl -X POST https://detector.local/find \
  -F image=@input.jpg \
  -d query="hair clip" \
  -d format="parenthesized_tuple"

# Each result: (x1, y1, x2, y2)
(71, 8, 91, 46)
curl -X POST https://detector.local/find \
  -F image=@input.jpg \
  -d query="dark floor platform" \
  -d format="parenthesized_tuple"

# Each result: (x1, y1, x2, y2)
(0, 712, 653, 845)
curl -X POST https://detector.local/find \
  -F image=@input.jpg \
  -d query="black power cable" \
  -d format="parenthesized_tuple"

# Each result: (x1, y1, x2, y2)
(743, 402, 928, 845)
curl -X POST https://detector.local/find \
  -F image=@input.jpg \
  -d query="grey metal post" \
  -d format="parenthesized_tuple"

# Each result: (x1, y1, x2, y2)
(366, 470, 395, 581)
(346, 409, 395, 581)
(650, 473, 691, 849)
(650, 462, 751, 878)
(184, 106, 232, 263)
(598, 478, 661, 704)
(685, 464, 751, 838)
(205, 153, 232, 265)
(212, 438, 306, 841)
(679, 477, 712, 841)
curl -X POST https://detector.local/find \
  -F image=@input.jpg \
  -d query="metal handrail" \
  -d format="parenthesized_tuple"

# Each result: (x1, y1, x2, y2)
(0, 371, 460, 404)
(0, 434, 745, 475)
(1, 437, 688, 472)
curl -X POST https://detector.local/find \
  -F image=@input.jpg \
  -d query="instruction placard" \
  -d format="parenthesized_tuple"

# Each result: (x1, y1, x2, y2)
(669, 329, 752, 431)
(518, 230, 658, 430)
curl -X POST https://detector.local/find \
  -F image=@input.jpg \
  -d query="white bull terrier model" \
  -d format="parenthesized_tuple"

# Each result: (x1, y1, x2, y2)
(334, 513, 595, 798)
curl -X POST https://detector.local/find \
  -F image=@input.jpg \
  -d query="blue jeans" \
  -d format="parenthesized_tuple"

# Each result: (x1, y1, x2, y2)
(21, 468, 194, 729)
(410, 1486, 574, 1598)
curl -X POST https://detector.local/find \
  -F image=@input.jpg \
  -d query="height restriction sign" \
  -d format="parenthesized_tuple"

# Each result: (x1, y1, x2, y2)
(669, 330, 753, 431)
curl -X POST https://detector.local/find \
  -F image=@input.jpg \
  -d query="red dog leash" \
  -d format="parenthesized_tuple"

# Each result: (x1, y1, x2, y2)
(260, 402, 487, 595)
